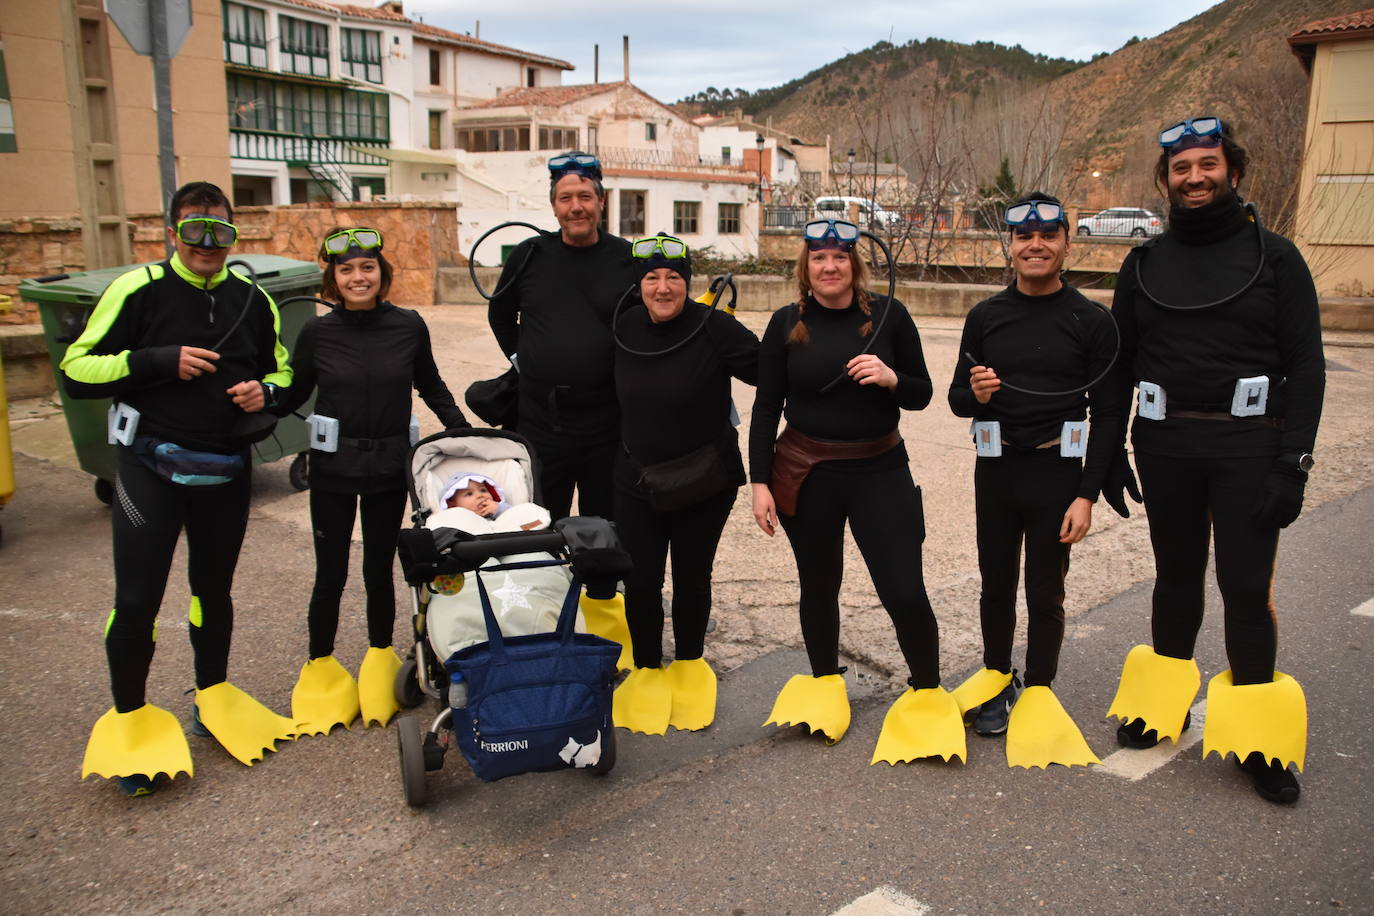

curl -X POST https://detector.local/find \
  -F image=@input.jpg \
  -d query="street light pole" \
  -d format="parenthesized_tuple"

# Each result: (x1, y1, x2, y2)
(847, 148, 856, 199)
(756, 133, 766, 230)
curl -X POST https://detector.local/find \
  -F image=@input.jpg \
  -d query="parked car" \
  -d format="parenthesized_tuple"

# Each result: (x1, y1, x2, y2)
(1076, 207, 1163, 238)
(814, 196, 904, 228)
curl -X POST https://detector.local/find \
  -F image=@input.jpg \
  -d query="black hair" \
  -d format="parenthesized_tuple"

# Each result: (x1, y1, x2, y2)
(168, 181, 233, 224)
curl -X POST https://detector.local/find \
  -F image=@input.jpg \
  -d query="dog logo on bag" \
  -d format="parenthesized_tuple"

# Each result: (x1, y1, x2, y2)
(558, 731, 602, 767)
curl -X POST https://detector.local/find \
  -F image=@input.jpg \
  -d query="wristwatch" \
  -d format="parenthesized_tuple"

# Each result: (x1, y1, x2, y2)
(260, 381, 280, 409)
(1280, 452, 1315, 473)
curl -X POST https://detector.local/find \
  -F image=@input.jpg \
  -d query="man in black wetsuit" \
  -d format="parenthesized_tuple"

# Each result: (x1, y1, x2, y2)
(1104, 117, 1324, 804)
(487, 151, 636, 521)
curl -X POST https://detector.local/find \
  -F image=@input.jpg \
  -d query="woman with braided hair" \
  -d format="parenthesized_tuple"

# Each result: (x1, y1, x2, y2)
(752, 219, 964, 765)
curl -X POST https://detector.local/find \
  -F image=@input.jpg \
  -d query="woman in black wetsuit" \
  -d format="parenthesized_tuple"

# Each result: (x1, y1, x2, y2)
(276, 227, 469, 735)
(610, 235, 759, 735)
(752, 219, 964, 765)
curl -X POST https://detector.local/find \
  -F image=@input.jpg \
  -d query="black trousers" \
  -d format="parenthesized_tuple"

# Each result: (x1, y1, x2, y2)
(523, 431, 617, 522)
(974, 451, 1081, 687)
(614, 483, 737, 669)
(306, 486, 408, 659)
(1135, 451, 1279, 685)
(107, 447, 250, 712)
(778, 454, 939, 688)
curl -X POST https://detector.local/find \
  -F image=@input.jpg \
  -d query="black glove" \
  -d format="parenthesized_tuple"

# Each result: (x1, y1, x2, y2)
(1101, 448, 1143, 518)
(1252, 462, 1307, 529)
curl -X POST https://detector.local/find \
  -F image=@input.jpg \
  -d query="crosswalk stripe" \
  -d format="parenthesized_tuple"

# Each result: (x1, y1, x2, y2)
(1098, 700, 1208, 781)
(1351, 598, 1374, 617)
(831, 886, 930, 916)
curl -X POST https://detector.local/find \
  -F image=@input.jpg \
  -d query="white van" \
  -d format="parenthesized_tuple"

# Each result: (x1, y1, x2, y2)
(813, 196, 904, 228)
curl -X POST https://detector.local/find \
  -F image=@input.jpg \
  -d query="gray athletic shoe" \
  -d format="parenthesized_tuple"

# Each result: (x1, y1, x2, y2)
(972, 673, 1022, 736)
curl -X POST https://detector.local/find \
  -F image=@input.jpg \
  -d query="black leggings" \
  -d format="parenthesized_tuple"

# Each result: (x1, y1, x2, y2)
(307, 487, 408, 659)
(974, 452, 1080, 687)
(107, 447, 250, 712)
(614, 484, 737, 669)
(778, 455, 939, 688)
(1135, 451, 1279, 685)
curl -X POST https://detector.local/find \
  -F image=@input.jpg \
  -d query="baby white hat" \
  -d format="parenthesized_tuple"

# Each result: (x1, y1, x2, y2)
(439, 472, 509, 514)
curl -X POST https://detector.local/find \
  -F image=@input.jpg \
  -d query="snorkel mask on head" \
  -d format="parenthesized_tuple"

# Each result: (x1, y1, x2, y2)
(547, 153, 603, 183)
(1004, 199, 1069, 233)
(319, 227, 383, 262)
(1159, 116, 1224, 156)
(803, 218, 860, 251)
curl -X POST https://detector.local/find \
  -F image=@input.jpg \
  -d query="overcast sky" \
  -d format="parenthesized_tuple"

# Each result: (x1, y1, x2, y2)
(407, 0, 1221, 103)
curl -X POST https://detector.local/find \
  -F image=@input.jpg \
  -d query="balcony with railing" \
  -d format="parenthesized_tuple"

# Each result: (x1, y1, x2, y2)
(596, 146, 751, 176)
(231, 130, 388, 166)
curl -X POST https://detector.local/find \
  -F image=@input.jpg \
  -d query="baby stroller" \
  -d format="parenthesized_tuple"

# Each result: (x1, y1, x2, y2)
(393, 428, 630, 807)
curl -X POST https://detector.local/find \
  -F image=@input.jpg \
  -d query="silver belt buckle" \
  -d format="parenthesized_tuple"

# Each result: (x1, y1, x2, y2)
(107, 402, 140, 445)
(971, 420, 1002, 457)
(307, 414, 339, 453)
(1059, 420, 1087, 458)
(1231, 376, 1269, 417)
(1138, 382, 1166, 421)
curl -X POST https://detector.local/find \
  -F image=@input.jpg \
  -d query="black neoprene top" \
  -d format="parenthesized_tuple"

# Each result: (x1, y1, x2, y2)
(1113, 195, 1325, 458)
(947, 282, 1123, 499)
(749, 294, 932, 484)
(614, 302, 760, 478)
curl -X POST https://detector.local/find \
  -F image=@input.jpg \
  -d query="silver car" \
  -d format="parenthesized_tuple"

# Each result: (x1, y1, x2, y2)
(1076, 207, 1163, 238)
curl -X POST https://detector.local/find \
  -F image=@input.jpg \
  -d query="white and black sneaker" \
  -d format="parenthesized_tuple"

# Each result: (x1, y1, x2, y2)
(972, 673, 1022, 736)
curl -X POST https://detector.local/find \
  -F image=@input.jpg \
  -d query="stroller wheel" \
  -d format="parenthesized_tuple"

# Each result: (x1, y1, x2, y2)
(397, 716, 428, 807)
(590, 721, 617, 776)
(395, 653, 423, 709)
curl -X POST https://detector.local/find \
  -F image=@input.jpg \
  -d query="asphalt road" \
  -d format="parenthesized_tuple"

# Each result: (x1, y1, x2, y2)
(2, 305, 1372, 914)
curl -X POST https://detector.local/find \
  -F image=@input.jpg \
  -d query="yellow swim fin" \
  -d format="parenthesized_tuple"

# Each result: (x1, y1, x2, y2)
(1106, 644, 1199, 743)
(82, 704, 193, 781)
(1203, 670, 1306, 772)
(292, 656, 360, 736)
(951, 667, 1014, 718)
(580, 592, 633, 672)
(358, 646, 403, 728)
(666, 657, 717, 731)
(765, 673, 850, 744)
(613, 666, 672, 735)
(871, 686, 966, 765)
(1005, 686, 1100, 769)
(195, 682, 297, 766)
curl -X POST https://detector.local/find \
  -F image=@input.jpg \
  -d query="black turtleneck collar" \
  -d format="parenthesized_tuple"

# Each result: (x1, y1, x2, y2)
(1167, 192, 1251, 246)
(336, 300, 392, 324)
(1005, 279, 1071, 304)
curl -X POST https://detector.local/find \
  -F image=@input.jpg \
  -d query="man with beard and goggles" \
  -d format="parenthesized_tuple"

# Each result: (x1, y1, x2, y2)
(1102, 117, 1325, 804)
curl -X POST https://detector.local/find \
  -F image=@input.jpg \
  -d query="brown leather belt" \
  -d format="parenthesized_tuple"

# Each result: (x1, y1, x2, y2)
(769, 425, 901, 517)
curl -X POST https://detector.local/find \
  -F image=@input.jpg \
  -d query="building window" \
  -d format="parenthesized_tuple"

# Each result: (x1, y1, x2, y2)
(454, 125, 531, 152)
(428, 111, 442, 149)
(527, 67, 536, 87)
(0, 39, 14, 152)
(620, 190, 646, 236)
(353, 177, 386, 201)
(222, 2, 267, 68)
(721, 146, 731, 162)
(341, 28, 382, 83)
(280, 16, 329, 77)
(673, 201, 700, 235)
(718, 202, 742, 234)
(429, 48, 441, 86)
(645, 122, 657, 142)
(226, 74, 389, 141)
(537, 126, 578, 150)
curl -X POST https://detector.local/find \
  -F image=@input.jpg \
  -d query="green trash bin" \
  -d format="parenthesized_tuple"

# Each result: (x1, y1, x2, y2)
(20, 254, 321, 504)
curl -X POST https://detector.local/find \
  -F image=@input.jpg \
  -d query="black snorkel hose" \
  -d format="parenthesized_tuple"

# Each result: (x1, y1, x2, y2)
(960, 292, 1122, 398)
(611, 272, 738, 359)
(467, 221, 546, 301)
(1134, 201, 1267, 311)
(213, 258, 266, 351)
(816, 229, 897, 394)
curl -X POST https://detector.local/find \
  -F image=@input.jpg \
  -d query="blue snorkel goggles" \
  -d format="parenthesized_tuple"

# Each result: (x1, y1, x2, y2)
(1158, 116, 1223, 152)
(1004, 200, 1068, 232)
(803, 218, 860, 251)
(548, 153, 603, 182)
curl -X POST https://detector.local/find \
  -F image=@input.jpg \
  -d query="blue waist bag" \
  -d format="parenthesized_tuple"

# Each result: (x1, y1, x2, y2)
(444, 561, 621, 783)
(132, 435, 245, 486)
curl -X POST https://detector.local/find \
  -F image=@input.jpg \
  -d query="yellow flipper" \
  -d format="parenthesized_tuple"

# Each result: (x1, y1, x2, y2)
(613, 666, 672, 735)
(1203, 670, 1306, 772)
(764, 673, 850, 744)
(580, 593, 633, 672)
(871, 686, 966, 765)
(358, 646, 403, 728)
(951, 668, 1014, 717)
(291, 656, 359, 736)
(1106, 644, 1199, 742)
(195, 682, 297, 766)
(82, 704, 193, 781)
(666, 657, 717, 731)
(1005, 686, 1101, 769)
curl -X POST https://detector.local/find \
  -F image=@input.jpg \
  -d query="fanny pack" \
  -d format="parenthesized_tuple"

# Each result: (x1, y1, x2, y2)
(769, 426, 901, 517)
(630, 440, 732, 512)
(132, 435, 245, 487)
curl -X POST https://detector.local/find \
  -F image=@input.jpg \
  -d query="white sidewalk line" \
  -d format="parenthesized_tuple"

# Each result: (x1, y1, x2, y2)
(1098, 700, 1208, 781)
(831, 886, 931, 916)
(1351, 598, 1374, 617)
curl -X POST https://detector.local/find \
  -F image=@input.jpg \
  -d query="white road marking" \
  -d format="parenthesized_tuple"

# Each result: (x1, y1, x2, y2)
(1098, 700, 1208, 781)
(1351, 598, 1374, 617)
(831, 886, 931, 916)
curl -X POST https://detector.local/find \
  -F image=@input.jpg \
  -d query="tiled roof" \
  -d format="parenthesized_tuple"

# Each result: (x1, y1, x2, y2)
(277, 0, 409, 22)
(463, 81, 627, 110)
(1289, 7, 1374, 40)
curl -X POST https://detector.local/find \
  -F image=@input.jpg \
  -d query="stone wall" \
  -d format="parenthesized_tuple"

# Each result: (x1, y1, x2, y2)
(0, 219, 87, 325)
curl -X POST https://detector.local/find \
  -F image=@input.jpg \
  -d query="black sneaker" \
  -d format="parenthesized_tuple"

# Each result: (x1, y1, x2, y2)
(118, 774, 155, 797)
(1236, 752, 1300, 804)
(1116, 710, 1192, 749)
(189, 704, 211, 738)
(972, 674, 1022, 736)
